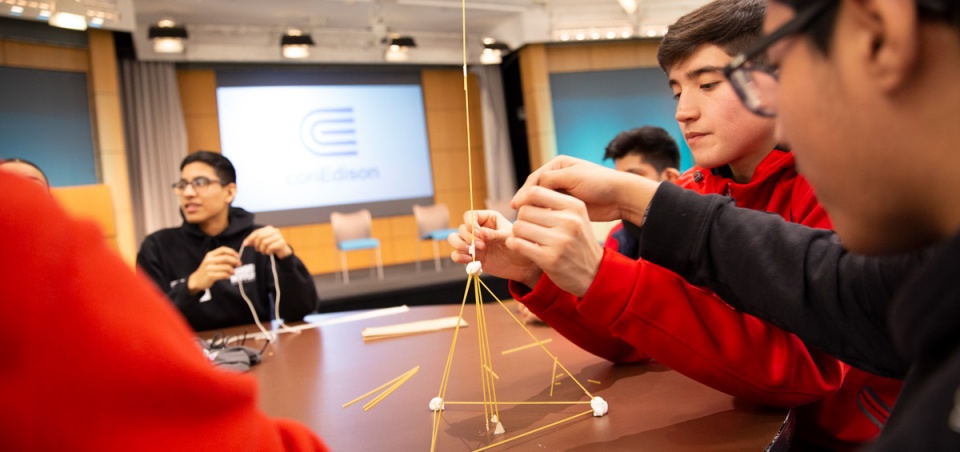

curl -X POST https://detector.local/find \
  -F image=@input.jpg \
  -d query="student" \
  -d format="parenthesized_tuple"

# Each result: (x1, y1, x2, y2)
(0, 157, 49, 189)
(601, 126, 681, 258)
(137, 151, 319, 331)
(503, 0, 960, 448)
(517, 125, 681, 324)
(451, 0, 900, 448)
(0, 172, 330, 450)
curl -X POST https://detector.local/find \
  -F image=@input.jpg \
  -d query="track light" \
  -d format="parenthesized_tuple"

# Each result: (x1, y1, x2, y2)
(49, 12, 87, 31)
(281, 30, 315, 59)
(149, 20, 188, 54)
(384, 35, 416, 62)
(480, 38, 509, 65)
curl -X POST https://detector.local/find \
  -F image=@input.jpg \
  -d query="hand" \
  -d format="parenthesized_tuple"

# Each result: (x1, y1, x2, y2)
(243, 226, 293, 259)
(516, 303, 544, 324)
(514, 155, 659, 224)
(188, 246, 241, 294)
(508, 188, 604, 298)
(448, 210, 543, 289)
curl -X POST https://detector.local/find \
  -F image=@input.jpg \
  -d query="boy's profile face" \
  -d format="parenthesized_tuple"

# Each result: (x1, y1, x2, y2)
(668, 44, 776, 177)
(764, 1, 923, 253)
(178, 161, 235, 229)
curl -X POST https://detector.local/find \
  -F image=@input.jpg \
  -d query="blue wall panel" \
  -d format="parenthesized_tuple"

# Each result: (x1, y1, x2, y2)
(550, 67, 693, 172)
(0, 66, 97, 187)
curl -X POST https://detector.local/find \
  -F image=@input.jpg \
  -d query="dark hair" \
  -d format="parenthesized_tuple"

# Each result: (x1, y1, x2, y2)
(657, 0, 767, 73)
(604, 126, 681, 173)
(180, 151, 236, 185)
(775, 0, 959, 54)
(1, 158, 49, 186)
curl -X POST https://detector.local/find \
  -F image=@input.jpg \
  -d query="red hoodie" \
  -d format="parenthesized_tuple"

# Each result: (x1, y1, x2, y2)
(0, 173, 329, 451)
(510, 150, 902, 450)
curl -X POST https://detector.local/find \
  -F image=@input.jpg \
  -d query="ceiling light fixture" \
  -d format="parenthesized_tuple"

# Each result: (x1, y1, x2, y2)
(281, 29, 315, 59)
(149, 20, 188, 53)
(618, 0, 639, 15)
(48, 11, 87, 30)
(480, 38, 509, 65)
(384, 35, 416, 62)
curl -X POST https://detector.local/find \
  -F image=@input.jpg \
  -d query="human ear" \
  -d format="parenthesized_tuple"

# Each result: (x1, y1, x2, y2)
(225, 183, 237, 204)
(660, 168, 681, 184)
(848, 0, 920, 92)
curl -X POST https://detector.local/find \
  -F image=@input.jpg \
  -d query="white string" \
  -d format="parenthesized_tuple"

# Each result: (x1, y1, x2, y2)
(236, 244, 296, 342)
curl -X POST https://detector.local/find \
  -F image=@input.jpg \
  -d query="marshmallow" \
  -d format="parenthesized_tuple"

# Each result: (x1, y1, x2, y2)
(466, 261, 483, 276)
(591, 396, 608, 417)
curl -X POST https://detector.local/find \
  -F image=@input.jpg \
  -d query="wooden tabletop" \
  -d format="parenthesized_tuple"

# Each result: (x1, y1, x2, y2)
(213, 300, 789, 451)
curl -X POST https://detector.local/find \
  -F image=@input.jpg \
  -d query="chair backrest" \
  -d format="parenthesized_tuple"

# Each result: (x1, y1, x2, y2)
(51, 184, 119, 251)
(412, 203, 451, 238)
(330, 209, 373, 244)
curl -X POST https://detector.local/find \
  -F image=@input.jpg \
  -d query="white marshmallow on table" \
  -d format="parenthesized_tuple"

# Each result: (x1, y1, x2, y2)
(429, 396, 444, 411)
(591, 396, 608, 416)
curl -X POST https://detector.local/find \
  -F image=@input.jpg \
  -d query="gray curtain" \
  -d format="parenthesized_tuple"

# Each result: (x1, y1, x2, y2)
(120, 60, 188, 245)
(472, 65, 517, 208)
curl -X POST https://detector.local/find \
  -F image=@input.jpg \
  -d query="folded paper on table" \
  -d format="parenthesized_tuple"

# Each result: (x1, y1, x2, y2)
(361, 316, 468, 341)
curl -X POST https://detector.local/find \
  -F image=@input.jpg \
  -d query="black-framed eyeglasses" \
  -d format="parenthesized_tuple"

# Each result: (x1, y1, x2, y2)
(171, 176, 225, 193)
(723, 0, 835, 117)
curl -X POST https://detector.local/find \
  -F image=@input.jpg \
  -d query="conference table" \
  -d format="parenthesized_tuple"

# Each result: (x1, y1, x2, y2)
(208, 300, 790, 451)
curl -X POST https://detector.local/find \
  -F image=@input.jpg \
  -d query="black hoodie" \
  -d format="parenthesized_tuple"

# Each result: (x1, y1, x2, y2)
(137, 207, 319, 331)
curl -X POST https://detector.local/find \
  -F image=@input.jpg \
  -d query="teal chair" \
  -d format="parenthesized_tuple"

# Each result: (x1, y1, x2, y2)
(413, 203, 459, 272)
(330, 209, 383, 284)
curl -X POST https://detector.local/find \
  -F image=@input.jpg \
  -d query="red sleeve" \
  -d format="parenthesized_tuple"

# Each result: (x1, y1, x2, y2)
(508, 227, 651, 364)
(1, 174, 329, 451)
(579, 250, 846, 407)
(573, 180, 847, 408)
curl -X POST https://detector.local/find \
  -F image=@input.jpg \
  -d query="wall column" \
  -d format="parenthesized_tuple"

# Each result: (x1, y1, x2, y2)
(87, 29, 136, 266)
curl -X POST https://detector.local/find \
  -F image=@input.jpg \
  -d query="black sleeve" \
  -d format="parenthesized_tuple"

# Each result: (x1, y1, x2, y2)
(636, 182, 924, 378)
(270, 253, 319, 321)
(136, 235, 203, 309)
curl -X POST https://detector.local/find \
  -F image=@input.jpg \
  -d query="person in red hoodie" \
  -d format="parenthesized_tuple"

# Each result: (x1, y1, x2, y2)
(450, 0, 901, 449)
(0, 171, 329, 450)
(518, 126, 681, 324)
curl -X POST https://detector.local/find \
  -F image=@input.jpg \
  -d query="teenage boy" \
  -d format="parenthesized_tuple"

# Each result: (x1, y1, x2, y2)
(138, 151, 319, 331)
(601, 126, 681, 258)
(501, 0, 959, 448)
(450, 0, 901, 448)
(2, 172, 330, 450)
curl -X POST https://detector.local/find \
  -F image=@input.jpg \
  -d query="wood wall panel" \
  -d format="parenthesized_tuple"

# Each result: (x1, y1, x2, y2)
(177, 70, 221, 152)
(87, 30, 136, 267)
(179, 67, 486, 275)
(1, 40, 88, 72)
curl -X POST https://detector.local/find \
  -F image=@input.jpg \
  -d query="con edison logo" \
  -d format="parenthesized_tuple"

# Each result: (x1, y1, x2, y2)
(300, 108, 358, 156)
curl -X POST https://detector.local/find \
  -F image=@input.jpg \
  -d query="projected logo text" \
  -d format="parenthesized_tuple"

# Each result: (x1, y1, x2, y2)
(300, 108, 358, 156)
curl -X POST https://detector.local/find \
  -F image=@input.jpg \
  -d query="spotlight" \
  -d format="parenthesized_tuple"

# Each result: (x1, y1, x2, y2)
(49, 12, 87, 30)
(149, 20, 188, 54)
(480, 39, 509, 65)
(383, 36, 416, 62)
(281, 30, 315, 59)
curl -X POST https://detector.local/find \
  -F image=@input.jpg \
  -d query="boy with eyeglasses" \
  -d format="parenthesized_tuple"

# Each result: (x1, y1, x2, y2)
(450, 0, 902, 448)
(500, 0, 959, 448)
(137, 151, 319, 331)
